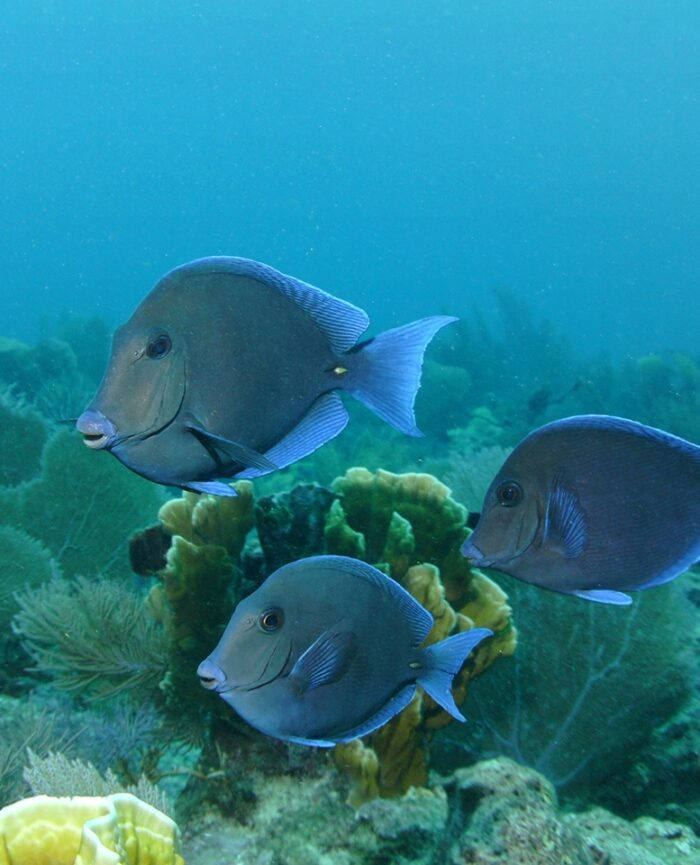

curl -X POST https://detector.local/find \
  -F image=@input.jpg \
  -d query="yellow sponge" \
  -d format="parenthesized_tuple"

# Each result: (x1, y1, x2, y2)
(0, 793, 184, 865)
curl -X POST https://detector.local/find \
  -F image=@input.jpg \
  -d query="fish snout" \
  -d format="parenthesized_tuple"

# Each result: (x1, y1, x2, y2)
(197, 658, 227, 691)
(461, 537, 491, 567)
(76, 410, 117, 449)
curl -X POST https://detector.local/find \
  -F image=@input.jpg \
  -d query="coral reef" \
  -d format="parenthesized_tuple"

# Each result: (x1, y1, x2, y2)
(0, 792, 183, 865)
(13, 466, 512, 810)
(136, 469, 512, 804)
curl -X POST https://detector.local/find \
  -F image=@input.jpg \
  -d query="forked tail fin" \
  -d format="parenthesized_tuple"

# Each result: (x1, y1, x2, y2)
(418, 628, 492, 721)
(344, 315, 457, 435)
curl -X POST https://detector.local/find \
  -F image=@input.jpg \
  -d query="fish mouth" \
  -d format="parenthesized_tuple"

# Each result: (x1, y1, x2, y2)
(461, 537, 496, 568)
(76, 410, 118, 450)
(197, 659, 226, 690)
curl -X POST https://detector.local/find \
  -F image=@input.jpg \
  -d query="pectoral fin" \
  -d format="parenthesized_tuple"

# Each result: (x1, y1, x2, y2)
(186, 418, 277, 472)
(289, 627, 356, 694)
(543, 471, 587, 558)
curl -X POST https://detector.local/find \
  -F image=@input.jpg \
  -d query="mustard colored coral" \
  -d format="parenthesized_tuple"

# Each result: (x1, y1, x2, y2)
(326, 468, 516, 803)
(0, 793, 184, 865)
(158, 481, 254, 558)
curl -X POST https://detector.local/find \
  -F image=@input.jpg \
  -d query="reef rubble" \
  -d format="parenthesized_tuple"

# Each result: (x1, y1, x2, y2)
(180, 756, 699, 865)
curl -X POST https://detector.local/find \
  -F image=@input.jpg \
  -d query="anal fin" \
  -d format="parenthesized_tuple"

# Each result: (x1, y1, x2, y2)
(236, 392, 349, 479)
(185, 480, 239, 497)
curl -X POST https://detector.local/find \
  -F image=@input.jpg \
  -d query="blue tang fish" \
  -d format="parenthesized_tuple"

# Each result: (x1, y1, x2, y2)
(77, 257, 454, 495)
(197, 555, 492, 746)
(461, 415, 700, 604)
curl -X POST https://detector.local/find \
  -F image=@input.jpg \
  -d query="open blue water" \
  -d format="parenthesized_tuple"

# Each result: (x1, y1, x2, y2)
(2, 1, 699, 358)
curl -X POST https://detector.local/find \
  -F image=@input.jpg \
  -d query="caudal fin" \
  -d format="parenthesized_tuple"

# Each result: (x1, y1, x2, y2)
(418, 628, 492, 721)
(345, 316, 457, 436)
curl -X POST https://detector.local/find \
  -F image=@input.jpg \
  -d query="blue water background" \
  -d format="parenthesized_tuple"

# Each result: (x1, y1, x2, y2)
(1, 1, 698, 359)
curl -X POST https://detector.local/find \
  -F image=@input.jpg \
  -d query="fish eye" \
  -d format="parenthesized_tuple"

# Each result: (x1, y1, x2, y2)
(258, 608, 284, 632)
(146, 334, 172, 359)
(496, 481, 523, 508)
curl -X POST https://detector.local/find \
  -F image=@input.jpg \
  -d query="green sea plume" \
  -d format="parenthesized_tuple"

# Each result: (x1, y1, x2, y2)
(13, 575, 168, 700)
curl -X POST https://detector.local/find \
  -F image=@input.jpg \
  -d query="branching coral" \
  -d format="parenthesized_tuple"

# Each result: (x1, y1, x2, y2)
(0, 697, 77, 810)
(23, 750, 172, 818)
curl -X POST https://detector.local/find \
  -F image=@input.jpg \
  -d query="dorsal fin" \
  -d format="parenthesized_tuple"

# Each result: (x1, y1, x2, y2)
(277, 556, 433, 645)
(171, 256, 369, 354)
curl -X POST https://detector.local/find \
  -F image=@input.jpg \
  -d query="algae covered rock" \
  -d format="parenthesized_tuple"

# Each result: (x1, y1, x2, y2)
(181, 763, 448, 865)
(255, 483, 336, 572)
(180, 756, 699, 865)
(445, 757, 592, 865)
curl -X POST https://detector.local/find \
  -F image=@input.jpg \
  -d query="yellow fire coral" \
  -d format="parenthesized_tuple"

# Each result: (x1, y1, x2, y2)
(0, 793, 184, 865)
(328, 468, 516, 804)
